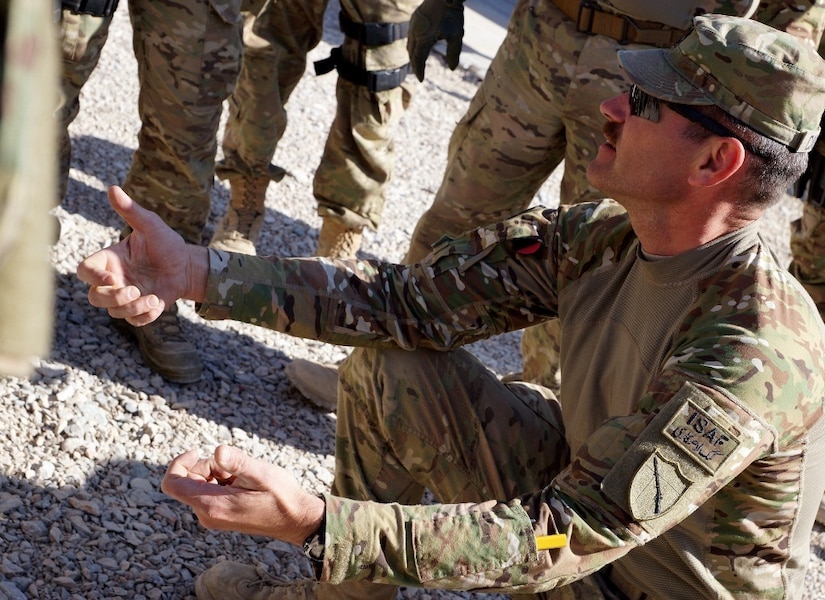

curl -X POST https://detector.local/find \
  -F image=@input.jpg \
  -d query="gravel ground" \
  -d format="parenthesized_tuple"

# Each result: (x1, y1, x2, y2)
(1, 5, 823, 599)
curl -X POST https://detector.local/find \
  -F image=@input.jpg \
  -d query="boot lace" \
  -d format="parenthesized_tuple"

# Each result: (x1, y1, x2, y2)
(235, 179, 268, 237)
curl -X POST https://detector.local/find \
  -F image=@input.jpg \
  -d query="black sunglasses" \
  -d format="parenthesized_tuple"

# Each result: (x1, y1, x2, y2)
(628, 84, 762, 156)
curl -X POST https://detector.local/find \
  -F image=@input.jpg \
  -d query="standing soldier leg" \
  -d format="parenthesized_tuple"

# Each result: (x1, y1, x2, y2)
(116, 0, 242, 383)
(211, 0, 329, 255)
(0, 0, 58, 376)
(57, 6, 116, 201)
(283, 0, 416, 407)
(403, 0, 586, 265)
(311, 0, 417, 259)
(789, 126, 825, 320)
(788, 140, 825, 526)
(405, 0, 629, 392)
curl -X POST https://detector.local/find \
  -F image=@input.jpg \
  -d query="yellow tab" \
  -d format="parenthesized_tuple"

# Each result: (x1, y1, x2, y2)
(536, 534, 567, 551)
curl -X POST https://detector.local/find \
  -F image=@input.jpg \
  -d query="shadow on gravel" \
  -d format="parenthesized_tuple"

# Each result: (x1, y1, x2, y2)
(62, 135, 134, 228)
(0, 461, 311, 598)
(423, 75, 479, 104)
(51, 270, 337, 460)
(63, 135, 324, 257)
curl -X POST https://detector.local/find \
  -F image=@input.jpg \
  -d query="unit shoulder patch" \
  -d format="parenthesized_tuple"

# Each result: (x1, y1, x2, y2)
(599, 382, 756, 533)
(663, 400, 741, 474)
(628, 451, 691, 520)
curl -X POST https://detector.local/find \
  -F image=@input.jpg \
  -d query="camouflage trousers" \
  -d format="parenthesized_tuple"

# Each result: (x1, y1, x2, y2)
(790, 200, 825, 321)
(0, 0, 58, 376)
(322, 346, 617, 599)
(58, 9, 114, 202)
(403, 0, 650, 390)
(218, 0, 417, 230)
(59, 0, 243, 244)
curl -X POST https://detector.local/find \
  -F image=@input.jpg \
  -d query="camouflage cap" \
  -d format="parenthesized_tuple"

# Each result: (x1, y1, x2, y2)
(617, 14, 825, 152)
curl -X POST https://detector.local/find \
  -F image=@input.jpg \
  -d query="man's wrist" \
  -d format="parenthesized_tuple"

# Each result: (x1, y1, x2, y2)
(303, 500, 326, 579)
(186, 245, 210, 303)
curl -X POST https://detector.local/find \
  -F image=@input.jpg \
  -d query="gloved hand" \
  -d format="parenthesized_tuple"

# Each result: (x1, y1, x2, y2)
(407, 0, 464, 81)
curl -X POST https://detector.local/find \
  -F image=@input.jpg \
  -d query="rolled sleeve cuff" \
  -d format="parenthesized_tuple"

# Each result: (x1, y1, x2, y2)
(321, 494, 539, 589)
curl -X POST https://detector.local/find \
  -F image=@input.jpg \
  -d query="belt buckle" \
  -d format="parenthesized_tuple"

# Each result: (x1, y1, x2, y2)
(576, 0, 638, 44)
(575, 0, 600, 35)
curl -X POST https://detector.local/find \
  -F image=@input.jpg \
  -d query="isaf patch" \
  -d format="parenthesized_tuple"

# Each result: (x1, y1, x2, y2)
(664, 400, 741, 474)
(601, 383, 754, 530)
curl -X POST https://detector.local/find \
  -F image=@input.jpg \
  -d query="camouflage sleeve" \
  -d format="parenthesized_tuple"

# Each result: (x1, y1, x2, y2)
(319, 377, 777, 591)
(754, 0, 825, 46)
(321, 495, 541, 589)
(198, 206, 619, 349)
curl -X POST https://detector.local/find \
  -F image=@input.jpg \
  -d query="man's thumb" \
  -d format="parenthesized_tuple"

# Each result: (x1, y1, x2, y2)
(214, 445, 268, 490)
(107, 185, 159, 233)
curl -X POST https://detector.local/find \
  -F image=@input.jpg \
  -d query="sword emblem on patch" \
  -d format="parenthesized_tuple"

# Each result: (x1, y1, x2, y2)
(628, 451, 691, 519)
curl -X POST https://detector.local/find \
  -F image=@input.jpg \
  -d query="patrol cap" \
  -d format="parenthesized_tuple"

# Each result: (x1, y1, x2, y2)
(617, 14, 825, 152)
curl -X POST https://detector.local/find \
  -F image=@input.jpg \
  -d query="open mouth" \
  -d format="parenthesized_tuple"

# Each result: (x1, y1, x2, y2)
(602, 122, 620, 150)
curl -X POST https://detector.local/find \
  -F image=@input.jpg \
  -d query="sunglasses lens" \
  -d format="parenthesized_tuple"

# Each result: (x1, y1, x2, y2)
(629, 85, 660, 122)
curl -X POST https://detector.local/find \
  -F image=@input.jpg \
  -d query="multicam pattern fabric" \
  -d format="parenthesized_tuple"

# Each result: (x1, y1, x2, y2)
(218, 0, 419, 231)
(790, 201, 825, 317)
(124, 0, 243, 244)
(404, 0, 825, 262)
(59, 0, 243, 243)
(0, 0, 58, 375)
(199, 201, 825, 597)
(789, 35, 825, 322)
(58, 9, 114, 201)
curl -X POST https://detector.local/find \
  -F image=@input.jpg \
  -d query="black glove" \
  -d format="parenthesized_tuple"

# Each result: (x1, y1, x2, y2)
(407, 0, 464, 81)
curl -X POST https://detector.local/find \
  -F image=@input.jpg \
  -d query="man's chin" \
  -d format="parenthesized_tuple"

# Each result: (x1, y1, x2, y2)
(585, 157, 611, 191)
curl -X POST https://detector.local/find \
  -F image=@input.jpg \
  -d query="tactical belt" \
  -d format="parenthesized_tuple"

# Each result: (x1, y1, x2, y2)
(62, 0, 119, 17)
(314, 47, 410, 93)
(552, 0, 686, 48)
(338, 10, 410, 46)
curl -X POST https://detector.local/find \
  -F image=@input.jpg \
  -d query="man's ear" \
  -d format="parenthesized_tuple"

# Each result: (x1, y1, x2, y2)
(688, 137, 746, 188)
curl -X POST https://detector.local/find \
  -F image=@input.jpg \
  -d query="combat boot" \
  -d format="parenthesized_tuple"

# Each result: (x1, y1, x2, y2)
(284, 358, 339, 412)
(210, 176, 270, 255)
(112, 303, 203, 384)
(195, 561, 317, 600)
(315, 217, 363, 259)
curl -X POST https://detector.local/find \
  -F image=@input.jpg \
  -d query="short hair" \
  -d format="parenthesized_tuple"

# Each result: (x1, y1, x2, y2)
(681, 104, 809, 210)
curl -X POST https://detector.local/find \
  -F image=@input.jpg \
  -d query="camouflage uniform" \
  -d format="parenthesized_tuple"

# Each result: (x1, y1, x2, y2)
(58, 8, 114, 201)
(58, 0, 242, 244)
(199, 200, 825, 598)
(790, 144, 825, 318)
(789, 35, 825, 321)
(403, 0, 825, 391)
(0, 0, 58, 375)
(59, 0, 242, 383)
(191, 15, 825, 598)
(213, 0, 417, 250)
